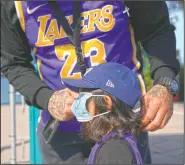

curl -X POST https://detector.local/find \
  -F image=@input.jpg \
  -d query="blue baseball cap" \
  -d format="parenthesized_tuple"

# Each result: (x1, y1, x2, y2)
(62, 62, 142, 108)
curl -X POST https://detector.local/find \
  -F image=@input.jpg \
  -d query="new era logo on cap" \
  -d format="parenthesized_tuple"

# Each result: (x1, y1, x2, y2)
(106, 80, 114, 88)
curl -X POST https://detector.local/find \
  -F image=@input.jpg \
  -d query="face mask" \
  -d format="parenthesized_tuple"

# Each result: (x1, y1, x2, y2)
(72, 92, 111, 122)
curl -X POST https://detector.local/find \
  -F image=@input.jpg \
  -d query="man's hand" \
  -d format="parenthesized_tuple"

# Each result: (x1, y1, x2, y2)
(141, 85, 173, 131)
(48, 88, 79, 121)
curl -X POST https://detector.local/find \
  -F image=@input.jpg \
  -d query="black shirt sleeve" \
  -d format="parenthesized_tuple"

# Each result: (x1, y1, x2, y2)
(126, 1, 180, 80)
(1, 1, 54, 110)
(95, 140, 134, 164)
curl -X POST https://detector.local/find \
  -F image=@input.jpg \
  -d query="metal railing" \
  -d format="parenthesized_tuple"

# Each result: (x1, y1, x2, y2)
(9, 85, 29, 164)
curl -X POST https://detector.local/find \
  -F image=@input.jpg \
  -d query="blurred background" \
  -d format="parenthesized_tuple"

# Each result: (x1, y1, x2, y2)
(1, 1, 184, 164)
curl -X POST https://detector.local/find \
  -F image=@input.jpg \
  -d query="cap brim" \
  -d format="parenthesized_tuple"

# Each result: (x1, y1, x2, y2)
(62, 78, 97, 89)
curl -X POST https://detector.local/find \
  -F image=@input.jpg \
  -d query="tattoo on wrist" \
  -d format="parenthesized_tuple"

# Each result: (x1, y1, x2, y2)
(149, 85, 168, 98)
(149, 85, 173, 110)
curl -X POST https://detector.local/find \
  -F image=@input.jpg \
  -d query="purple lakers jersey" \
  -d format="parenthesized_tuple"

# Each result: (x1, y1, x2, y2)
(14, 1, 145, 132)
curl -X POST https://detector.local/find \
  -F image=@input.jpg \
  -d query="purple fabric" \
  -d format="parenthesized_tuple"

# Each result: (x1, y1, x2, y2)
(19, 1, 141, 132)
(87, 132, 143, 164)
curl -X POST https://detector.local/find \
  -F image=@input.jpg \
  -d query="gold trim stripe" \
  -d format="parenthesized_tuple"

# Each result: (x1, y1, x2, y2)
(137, 74, 146, 95)
(129, 24, 141, 70)
(14, 1, 25, 32)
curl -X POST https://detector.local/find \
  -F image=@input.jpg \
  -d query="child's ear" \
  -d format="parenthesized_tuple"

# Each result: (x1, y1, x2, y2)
(103, 96, 113, 111)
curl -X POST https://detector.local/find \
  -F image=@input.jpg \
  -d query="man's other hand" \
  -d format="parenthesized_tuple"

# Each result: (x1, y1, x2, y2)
(141, 85, 173, 131)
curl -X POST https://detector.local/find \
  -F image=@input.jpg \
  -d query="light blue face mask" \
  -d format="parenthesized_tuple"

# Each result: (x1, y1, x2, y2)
(72, 92, 111, 122)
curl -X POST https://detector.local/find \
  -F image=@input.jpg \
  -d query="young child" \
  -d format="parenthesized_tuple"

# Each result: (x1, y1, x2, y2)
(62, 62, 143, 164)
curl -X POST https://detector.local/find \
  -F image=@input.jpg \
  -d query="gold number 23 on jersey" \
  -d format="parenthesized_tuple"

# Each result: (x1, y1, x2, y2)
(55, 39, 106, 79)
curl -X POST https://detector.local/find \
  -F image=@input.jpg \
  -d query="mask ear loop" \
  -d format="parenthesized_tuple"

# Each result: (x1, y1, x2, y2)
(86, 94, 111, 119)
(93, 111, 111, 118)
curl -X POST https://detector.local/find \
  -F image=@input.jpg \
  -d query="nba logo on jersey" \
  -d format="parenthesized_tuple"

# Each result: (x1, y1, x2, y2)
(106, 80, 114, 88)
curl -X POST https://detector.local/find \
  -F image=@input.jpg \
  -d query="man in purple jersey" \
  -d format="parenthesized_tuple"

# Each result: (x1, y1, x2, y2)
(1, 1, 180, 164)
